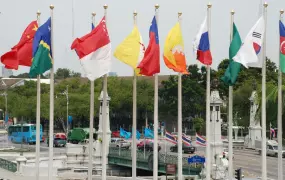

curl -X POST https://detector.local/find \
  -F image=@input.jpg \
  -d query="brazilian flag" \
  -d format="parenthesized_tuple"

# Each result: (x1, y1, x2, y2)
(29, 18, 52, 77)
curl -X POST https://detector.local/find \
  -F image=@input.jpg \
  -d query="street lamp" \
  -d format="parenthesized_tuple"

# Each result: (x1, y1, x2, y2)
(58, 85, 69, 134)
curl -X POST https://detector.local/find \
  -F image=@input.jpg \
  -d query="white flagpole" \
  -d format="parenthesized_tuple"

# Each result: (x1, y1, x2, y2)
(228, 10, 235, 180)
(278, 9, 284, 180)
(153, 4, 159, 180)
(48, 4, 55, 180)
(206, 3, 212, 180)
(88, 79, 94, 180)
(35, 10, 41, 180)
(177, 12, 183, 180)
(132, 10, 138, 180)
(102, 5, 109, 180)
(261, 3, 268, 180)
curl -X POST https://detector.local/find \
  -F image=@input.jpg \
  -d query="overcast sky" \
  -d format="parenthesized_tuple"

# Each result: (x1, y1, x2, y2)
(0, 0, 283, 77)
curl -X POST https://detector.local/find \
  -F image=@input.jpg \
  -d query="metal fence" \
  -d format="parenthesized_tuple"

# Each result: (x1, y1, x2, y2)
(0, 157, 17, 172)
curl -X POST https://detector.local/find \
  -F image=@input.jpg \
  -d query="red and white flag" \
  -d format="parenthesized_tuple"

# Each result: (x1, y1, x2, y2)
(71, 17, 111, 81)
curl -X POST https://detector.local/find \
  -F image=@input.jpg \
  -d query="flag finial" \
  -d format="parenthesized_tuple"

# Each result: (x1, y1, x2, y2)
(50, 4, 54, 9)
(281, 9, 284, 14)
(92, 12, 96, 17)
(207, 2, 212, 8)
(133, 10, 137, 16)
(37, 10, 41, 16)
(103, 4, 108, 9)
(178, 12, 182, 17)
(263, 2, 268, 8)
(231, 10, 235, 15)
(155, 4, 159, 9)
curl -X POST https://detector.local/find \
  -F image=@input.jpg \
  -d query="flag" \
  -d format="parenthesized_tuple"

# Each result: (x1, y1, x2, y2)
(221, 23, 242, 86)
(182, 134, 192, 146)
(233, 17, 265, 68)
(196, 133, 206, 146)
(71, 17, 111, 81)
(163, 22, 188, 74)
(29, 18, 52, 77)
(165, 131, 177, 144)
(136, 130, 141, 140)
(144, 127, 154, 139)
(114, 26, 145, 75)
(193, 16, 212, 65)
(280, 20, 285, 73)
(137, 16, 160, 76)
(1, 21, 38, 70)
(120, 128, 131, 139)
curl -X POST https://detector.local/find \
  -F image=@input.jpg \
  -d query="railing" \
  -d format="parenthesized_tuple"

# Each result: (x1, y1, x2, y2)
(0, 157, 17, 172)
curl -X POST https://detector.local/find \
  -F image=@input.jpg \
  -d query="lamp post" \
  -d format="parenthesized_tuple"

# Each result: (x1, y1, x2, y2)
(59, 85, 69, 134)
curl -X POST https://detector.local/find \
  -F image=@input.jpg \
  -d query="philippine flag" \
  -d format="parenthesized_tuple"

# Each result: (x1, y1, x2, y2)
(193, 16, 212, 65)
(71, 17, 111, 81)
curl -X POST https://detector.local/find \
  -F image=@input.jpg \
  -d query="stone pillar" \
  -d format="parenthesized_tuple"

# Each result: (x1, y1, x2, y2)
(209, 89, 224, 163)
(16, 156, 27, 174)
(248, 90, 262, 149)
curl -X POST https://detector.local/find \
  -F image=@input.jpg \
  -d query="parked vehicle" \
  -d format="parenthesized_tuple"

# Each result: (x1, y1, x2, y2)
(8, 124, 43, 144)
(68, 128, 96, 144)
(255, 139, 285, 157)
(47, 134, 67, 147)
(111, 131, 120, 138)
(170, 144, 196, 154)
(110, 138, 131, 149)
(137, 139, 161, 152)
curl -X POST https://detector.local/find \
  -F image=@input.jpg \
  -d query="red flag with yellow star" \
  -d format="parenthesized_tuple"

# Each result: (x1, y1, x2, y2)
(1, 21, 38, 69)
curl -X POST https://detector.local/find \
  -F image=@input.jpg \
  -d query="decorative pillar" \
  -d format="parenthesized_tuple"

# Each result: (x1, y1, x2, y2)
(248, 80, 262, 149)
(209, 79, 224, 163)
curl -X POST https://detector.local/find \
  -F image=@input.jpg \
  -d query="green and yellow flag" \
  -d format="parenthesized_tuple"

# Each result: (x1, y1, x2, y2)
(29, 18, 52, 77)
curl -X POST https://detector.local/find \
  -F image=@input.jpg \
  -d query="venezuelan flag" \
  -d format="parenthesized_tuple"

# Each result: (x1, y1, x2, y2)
(29, 18, 52, 77)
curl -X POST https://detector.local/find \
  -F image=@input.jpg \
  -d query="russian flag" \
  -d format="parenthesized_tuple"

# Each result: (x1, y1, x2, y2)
(182, 135, 192, 146)
(196, 133, 206, 146)
(137, 16, 160, 76)
(165, 131, 177, 144)
(193, 16, 212, 65)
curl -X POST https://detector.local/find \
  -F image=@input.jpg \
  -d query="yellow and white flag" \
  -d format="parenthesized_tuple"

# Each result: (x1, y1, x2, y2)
(114, 26, 145, 75)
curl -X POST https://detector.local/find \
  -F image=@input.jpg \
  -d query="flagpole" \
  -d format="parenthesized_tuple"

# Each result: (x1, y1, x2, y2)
(131, 10, 138, 180)
(153, 4, 159, 180)
(206, 3, 212, 180)
(87, 12, 96, 180)
(228, 10, 235, 180)
(177, 11, 183, 180)
(102, 5, 108, 180)
(35, 10, 41, 180)
(48, 4, 55, 180)
(261, 2, 268, 180)
(278, 9, 284, 180)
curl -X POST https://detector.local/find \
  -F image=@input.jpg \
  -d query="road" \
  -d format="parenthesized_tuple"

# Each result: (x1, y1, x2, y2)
(233, 148, 285, 180)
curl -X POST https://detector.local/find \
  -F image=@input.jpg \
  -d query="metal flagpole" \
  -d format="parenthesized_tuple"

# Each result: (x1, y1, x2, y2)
(153, 4, 159, 180)
(261, 2, 268, 180)
(206, 3, 212, 180)
(228, 10, 235, 180)
(177, 12, 183, 180)
(88, 80, 94, 180)
(35, 10, 41, 180)
(66, 85, 69, 135)
(278, 9, 284, 180)
(102, 5, 108, 180)
(132, 10, 138, 180)
(48, 4, 55, 180)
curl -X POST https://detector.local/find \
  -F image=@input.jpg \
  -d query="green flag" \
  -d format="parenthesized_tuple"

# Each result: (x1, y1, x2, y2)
(280, 20, 285, 73)
(221, 23, 242, 86)
(29, 18, 52, 78)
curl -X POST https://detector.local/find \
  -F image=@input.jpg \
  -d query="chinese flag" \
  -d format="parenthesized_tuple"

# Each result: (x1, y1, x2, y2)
(1, 21, 38, 70)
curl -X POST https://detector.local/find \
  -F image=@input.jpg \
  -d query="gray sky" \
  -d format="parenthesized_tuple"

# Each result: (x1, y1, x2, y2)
(0, 0, 283, 77)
